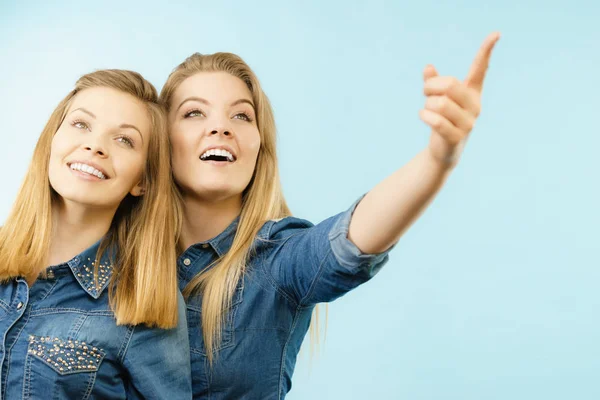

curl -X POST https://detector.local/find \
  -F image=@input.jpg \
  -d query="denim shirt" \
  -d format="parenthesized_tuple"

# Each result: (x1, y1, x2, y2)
(178, 199, 391, 399)
(0, 240, 192, 400)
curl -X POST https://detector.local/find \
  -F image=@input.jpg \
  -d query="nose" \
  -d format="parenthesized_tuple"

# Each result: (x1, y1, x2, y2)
(82, 140, 108, 158)
(209, 114, 234, 137)
(210, 127, 232, 137)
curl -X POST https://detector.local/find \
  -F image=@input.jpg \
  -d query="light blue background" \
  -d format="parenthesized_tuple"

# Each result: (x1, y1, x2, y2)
(1, 1, 598, 399)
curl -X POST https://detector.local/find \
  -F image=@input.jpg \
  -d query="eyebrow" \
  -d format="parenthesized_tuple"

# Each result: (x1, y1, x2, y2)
(230, 98, 255, 110)
(69, 107, 144, 145)
(176, 97, 210, 112)
(70, 107, 96, 119)
(176, 96, 255, 113)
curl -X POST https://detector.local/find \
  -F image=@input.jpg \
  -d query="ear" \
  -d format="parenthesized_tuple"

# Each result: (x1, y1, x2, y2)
(130, 181, 146, 197)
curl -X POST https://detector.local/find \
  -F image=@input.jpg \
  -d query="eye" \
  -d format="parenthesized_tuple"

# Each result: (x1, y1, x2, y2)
(184, 109, 204, 118)
(233, 112, 252, 122)
(72, 120, 90, 130)
(116, 135, 135, 148)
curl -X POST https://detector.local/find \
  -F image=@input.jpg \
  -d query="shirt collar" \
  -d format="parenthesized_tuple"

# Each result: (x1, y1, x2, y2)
(208, 217, 239, 257)
(179, 214, 273, 271)
(56, 239, 116, 299)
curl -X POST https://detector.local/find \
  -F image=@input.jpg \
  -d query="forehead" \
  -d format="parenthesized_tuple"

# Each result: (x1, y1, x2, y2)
(173, 72, 253, 106)
(68, 87, 150, 134)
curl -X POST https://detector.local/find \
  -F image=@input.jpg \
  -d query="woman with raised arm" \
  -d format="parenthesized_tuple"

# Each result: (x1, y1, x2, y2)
(161, 32, 499, 399)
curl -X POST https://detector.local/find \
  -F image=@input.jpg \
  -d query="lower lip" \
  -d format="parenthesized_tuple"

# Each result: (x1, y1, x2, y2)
(200, 160, 235, 167)
(69, 167, 106, 181)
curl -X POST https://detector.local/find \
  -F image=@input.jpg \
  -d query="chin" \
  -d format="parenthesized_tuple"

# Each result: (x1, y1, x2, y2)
(54, 188, 120, 209)
(185, 182, 244, 203)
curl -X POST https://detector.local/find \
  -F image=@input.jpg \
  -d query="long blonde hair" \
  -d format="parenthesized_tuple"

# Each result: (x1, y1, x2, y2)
(161, 53, 296, 362)
(161, 53, 325, 363)
(0, 69, 182, 329)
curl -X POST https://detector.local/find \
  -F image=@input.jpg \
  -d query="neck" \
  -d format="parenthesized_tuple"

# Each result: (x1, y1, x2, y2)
(48, 200, 116, 267)
(180, 193, 242, 251)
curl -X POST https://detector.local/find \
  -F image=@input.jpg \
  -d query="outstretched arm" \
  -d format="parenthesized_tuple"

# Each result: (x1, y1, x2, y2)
(349, 32, 501, 254)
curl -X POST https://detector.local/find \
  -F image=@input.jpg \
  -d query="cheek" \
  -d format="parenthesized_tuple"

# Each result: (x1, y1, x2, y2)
(170, 128, 196, 158)
(247, 134, 261, 161)
(115, 153, 146, 183)
(47, 133, 72, 192)
(171, 138, 190, 159)
(49, 130, 68, 160)
(48, 131, 72, 176)
(168, 132, 195, 183)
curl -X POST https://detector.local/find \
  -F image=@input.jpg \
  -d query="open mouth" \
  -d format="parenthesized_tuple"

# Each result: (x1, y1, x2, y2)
(199, 148, 236, 163)
(68, 162, 108, 180)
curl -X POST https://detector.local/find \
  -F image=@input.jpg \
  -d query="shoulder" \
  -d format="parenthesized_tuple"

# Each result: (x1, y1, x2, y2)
(257, 216, 315, 241)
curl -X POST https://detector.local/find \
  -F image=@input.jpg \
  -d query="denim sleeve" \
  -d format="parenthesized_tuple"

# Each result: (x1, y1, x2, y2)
(264, 196, 392, 306)
(122, 293, 192, 399)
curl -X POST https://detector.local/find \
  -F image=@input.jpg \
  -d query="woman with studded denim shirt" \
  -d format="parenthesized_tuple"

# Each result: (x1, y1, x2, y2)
(160, 33, 499, 399)
(0, 70, 191, 399)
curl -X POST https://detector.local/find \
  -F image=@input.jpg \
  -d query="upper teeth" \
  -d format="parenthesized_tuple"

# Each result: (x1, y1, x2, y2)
(70, 163, 106, 179)
(200, 148, 235, 162)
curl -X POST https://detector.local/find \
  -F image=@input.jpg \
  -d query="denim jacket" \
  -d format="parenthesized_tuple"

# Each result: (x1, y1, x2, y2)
(178, 199, 391, 399)
(0, 240, 192, 399)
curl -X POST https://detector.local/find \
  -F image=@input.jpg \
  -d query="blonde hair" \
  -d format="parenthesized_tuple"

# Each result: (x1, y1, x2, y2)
(0, 69, 182, 329)
(161, 53, 324, 363)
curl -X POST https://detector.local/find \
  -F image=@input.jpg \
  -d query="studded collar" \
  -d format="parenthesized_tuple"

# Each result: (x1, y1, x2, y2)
(58, 239, 115, 300)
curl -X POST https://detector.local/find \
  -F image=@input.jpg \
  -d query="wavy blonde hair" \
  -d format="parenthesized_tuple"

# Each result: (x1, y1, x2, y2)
(161, 53, 324, 363)
(0, 69, 182, 329)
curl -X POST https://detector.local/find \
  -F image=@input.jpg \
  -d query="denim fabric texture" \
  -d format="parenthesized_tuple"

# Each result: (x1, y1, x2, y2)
(179, 199, 391, 399)
(0, 240, 192, 399)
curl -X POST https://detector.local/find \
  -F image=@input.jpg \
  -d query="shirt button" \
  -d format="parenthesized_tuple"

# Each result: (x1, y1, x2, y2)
(183, 258, 191, 266)
(201, 244, 209, 249)
(16, 302, 23, 310)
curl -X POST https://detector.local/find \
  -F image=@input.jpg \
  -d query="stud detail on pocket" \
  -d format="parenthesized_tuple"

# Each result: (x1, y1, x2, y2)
(27, 335, 106, 374)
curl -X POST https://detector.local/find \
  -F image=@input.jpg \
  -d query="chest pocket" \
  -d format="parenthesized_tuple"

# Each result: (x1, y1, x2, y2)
(24, 335, 106, 400)
(186, 283, 244, 356)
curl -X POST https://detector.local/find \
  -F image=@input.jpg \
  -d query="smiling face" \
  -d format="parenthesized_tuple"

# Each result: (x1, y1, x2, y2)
(168, 72, 261, 203)
(48, 86, 150, 210)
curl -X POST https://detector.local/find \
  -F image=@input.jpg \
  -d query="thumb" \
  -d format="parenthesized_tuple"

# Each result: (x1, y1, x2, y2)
(423, 64, 439, 82)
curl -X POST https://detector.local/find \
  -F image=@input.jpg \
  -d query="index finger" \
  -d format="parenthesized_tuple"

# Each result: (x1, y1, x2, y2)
(464, 32, 501, 92)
